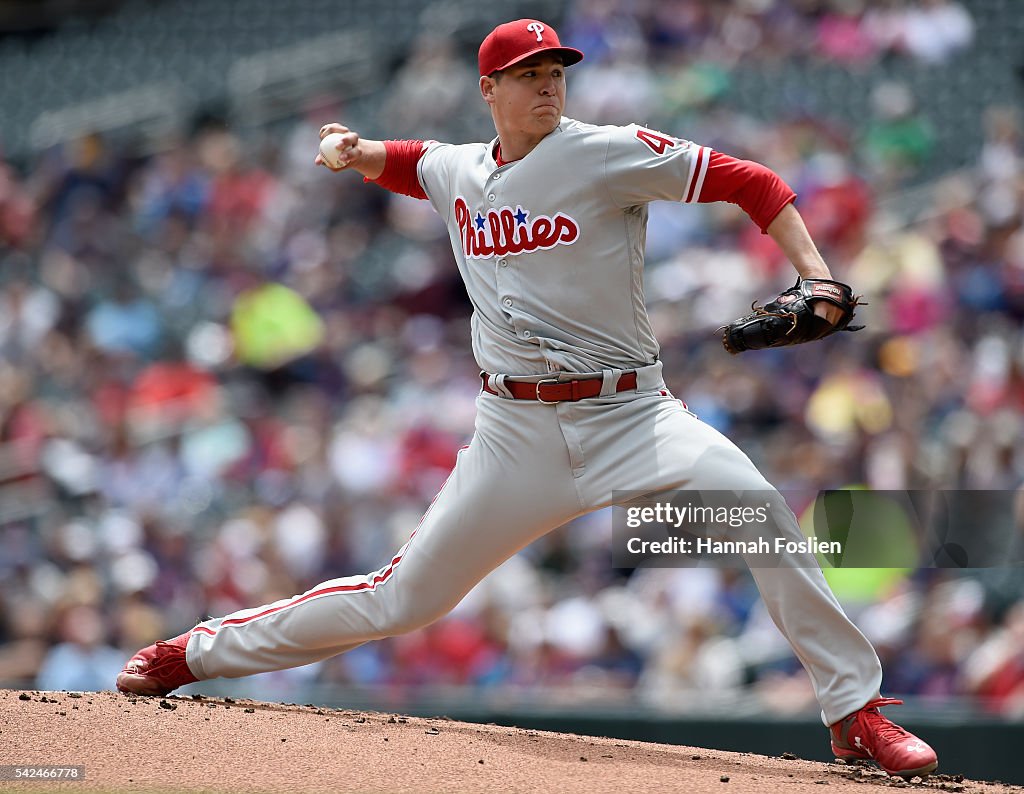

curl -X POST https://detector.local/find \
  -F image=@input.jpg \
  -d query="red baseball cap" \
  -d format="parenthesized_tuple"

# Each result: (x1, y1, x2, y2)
(478, 19, 584, 77)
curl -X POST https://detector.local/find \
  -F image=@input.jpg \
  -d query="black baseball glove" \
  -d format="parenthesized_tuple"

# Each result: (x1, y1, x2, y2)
(721, 277, 863, 355)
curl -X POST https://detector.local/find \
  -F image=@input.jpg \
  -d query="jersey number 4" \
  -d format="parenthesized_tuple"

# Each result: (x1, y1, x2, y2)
(635, 127, 678, 155)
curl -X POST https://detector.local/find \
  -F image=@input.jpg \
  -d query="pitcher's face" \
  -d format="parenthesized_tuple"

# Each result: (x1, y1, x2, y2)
(481, 54, 566, 139)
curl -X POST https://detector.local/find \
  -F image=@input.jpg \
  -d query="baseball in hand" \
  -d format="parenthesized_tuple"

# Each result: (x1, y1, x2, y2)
(319, 132, 351, 169)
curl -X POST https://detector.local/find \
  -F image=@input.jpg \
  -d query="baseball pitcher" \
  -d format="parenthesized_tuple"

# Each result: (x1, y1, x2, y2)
(118, 19, 935, 779)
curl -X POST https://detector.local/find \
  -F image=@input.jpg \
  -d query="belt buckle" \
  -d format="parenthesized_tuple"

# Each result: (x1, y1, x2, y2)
(535, 378, 561, 404)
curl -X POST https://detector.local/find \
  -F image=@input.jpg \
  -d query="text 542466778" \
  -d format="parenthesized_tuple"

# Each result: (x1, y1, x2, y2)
(0, 766, 84, 780)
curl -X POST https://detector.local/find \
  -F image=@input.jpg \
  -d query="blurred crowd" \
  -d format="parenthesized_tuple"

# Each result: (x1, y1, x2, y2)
(566, 0, 975, 68)
(2, 0, 1024, 718)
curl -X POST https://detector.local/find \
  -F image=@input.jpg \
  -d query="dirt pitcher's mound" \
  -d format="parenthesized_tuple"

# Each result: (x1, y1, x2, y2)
(0, 690, 1018, 794)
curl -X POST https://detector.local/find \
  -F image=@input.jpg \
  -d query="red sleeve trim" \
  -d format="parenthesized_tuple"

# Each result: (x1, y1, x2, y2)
(693, 150, 797, 234)
(364, 139, 429, 200)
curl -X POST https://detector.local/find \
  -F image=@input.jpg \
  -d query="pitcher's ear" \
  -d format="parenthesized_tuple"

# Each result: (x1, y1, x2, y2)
(480, 74, 497, 104)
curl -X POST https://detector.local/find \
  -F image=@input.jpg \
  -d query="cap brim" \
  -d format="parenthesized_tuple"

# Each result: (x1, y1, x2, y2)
(492, 45, 584, 74)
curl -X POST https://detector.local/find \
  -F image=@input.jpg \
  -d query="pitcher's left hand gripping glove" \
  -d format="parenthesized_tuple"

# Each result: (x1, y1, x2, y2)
(721, 278, 863, 354)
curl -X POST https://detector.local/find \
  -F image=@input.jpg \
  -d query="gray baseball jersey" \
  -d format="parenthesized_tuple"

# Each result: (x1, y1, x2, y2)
(417, 117, 710, 375)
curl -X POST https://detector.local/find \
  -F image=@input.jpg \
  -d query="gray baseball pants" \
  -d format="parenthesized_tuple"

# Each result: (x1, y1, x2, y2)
(186, 383, 881, 724)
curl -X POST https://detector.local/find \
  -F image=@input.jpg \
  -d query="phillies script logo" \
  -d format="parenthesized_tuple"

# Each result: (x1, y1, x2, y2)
(454, 197, 580, 260)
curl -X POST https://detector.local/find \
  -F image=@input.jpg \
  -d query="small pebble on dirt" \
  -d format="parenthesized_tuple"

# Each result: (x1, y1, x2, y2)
(425, 728, 440, 735)
(781, 752, 798, 760)
(159, 700, 176, 710)
(244, 708, 254, 713)
(720, 776, 729, 783)
(18, 693, 30, 701)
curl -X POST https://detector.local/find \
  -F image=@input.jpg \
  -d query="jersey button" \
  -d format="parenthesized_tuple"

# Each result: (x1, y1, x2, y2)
(522, 330, 532, 338)
(488, 194, 496, 201)
(503, 298, 513, 307)
(498, 259, 508, 267)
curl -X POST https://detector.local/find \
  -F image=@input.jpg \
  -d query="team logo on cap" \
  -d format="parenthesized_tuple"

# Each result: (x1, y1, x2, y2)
(526, 22, 545, 41)
(454, 197, 580, 260)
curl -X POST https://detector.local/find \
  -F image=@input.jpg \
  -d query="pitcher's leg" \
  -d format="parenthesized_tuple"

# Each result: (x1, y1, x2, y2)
(187, 402, 582, 681)
(685, 435, 882, 724)
(575, 395, 881, 724)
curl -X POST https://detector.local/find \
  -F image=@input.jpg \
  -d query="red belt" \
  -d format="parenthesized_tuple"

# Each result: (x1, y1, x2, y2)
(480, 371, 638, 404)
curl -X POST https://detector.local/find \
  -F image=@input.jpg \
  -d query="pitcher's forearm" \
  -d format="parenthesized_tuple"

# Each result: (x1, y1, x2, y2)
(347, 139, 386, 180)
(766, 203, 832, 280)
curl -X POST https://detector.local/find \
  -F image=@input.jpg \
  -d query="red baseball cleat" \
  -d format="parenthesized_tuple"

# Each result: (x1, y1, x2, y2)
(830, 697, 938, 778)
(116, 629, 199, 696)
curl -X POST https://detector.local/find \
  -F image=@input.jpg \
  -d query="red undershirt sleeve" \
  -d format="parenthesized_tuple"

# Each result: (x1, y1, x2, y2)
(364, 139, 429, 200)
(695, 150, 797, 234)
